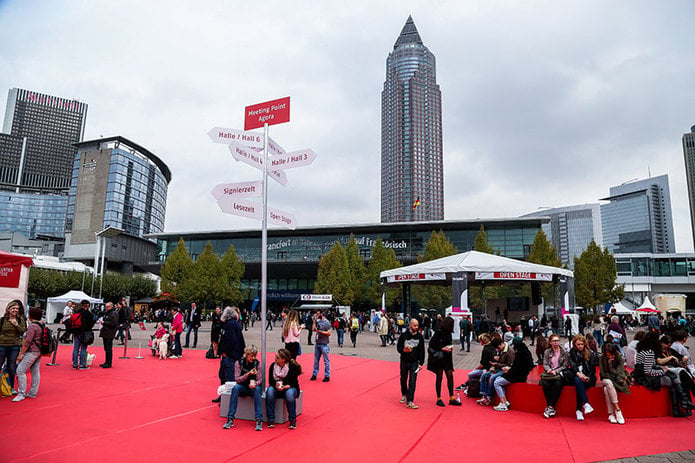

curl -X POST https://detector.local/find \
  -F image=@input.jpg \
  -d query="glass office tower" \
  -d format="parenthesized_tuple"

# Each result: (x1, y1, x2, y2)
(682, 125, 695, 248)
(381, 16, 443, 223)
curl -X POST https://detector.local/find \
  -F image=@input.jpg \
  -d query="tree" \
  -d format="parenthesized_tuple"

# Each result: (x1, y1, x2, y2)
(186, 241, 225, 310)
(527, 229, 562, 308)
(574, 240, 624, 312)
(160, 238, 193, 300)
(345, 234, 367, 308)
(314, 242, 353, 305)
(220, 244, 245, 306)
(413, 230, 458, 309)
(365, 237, 401, 308)
(471, 226, 499, 307)
(473, 225, 497, 254)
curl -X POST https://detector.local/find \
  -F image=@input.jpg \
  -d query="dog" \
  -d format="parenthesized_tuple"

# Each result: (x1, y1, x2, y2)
(158, 333, 170, 359)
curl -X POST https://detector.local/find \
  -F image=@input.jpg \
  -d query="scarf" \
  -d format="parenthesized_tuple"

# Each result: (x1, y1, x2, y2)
(273, 362, 289, 380)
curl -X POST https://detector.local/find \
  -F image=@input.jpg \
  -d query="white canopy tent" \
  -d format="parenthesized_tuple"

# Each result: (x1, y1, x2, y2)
(46, 290, 103, 324)
(609, 301, 635, 315)
(637, 296, 656, 311)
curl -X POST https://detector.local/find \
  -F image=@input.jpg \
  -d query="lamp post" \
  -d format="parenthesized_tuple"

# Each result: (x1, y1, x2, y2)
(92, 226, 123, 300)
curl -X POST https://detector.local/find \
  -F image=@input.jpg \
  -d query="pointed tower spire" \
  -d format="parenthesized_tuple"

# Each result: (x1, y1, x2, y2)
(394, 15, 423, 48)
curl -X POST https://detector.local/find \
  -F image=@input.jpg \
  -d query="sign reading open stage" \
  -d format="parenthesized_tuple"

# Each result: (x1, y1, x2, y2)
(475, 272, 552, 281)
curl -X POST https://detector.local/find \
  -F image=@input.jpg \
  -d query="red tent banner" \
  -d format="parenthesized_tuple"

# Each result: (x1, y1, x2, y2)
(0, 263, 22, 288)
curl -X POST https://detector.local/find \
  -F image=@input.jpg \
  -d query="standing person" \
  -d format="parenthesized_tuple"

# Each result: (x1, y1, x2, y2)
(600, 342, 630, 424)
(568, 335, 598, 421)
(115, 302, 126, 344)
(59, 301, 73, 343)
(378, 313, 389, 347)
(591, 315, 605, 348)
(539, 333, 570, 418)
(459, 315, 471, 352)
(427, 316, 461, 407)
(12, 307, 44, 402)
(397, 318, 425, 409)
(310, 310, 331, 382)
(349, 313, 360, 348)
(71, 300, 95, 370)
(212, 306, 246, 403)
(305, 311, 314, 345)
(210, 306, 223, 357)
(529, 315, 538, 345)
(0, 300, 26, 394)
(223, 346, 263, 431)
(170, 307, 184, 358)
(184, 303, 201, 348)
(98, 302, 119, 368)
(335, 313, 346, 348)
(266, 348, 302, 429)
(564, 316, 573, 338)
(282, 309, 303, 359)
(265, 311, 273, 331)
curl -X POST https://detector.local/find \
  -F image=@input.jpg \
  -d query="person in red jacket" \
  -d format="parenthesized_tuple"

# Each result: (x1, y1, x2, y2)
(170, 307, 184, 358)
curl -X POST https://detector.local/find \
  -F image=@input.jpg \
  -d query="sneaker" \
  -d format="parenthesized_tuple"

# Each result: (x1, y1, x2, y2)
(476, 397, 491, 406)
(255, 420, 263, 431)
(505, 400, 511, 408)
(493, 403, 509, 411)
(400, 395, 407, 404)
(449, 399, 462, 406)
(72, 365, 78, 369)
(576, 410, 584, 421)
(11, 388, 17, 395)
(615, 410, 625, 424)
(267, 422, 275, 428)
(322, 377, 330, 382)
(222, 418, 234, 429)
(310, 375, 317, 381)
(608, 414, 617, 424)
(549, 407, 556, 417)
(406, 402, 419, 409)
(288, 420, 297, 430)
(583, 403, 594, 415)
(436, 399, 445, 407)
(543, 407, 551, 418)
(79, 366, 90, 370)
(12, 394, 25, 402)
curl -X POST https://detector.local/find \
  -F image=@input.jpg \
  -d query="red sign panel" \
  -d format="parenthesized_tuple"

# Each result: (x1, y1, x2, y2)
(244, 97, 290, 130)
(0, 263, 22, 288)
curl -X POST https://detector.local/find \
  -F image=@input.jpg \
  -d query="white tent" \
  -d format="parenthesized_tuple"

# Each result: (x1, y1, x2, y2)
(46, 290, 103, 324)
(637, 296, 657, 311)
(380, 250, 573, 280)
(610, 301, 635, 315)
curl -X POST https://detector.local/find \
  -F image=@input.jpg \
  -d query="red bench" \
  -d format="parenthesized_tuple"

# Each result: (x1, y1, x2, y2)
(504, 366, 671, 418)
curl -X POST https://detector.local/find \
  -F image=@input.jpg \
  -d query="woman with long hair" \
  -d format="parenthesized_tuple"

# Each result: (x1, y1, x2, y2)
(282, 310, 303, 359)
(568, 334, 598, 421)
(539, 333, 570, 418)
(600, 342, 629, 424)
(0, 300, 26, 394)
(427, 316, 461, 407)
(266, 348, 302, 429)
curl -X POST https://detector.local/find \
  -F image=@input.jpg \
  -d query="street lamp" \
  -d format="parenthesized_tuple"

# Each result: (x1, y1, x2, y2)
(90, 226, 123, 299)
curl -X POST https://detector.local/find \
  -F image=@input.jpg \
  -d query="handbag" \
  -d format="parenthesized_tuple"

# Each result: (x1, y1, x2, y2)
(83, 330, 95, 345)
(540, 371, 561, 381)
(1, 373, 12, 397)
(428, 346, 444, 360)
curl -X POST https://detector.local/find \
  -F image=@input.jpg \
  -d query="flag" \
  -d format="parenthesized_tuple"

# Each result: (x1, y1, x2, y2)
(412, 198, 421, 210)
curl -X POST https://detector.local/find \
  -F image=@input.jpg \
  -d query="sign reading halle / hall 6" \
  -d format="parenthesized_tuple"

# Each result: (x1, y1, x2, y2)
(211, 181, 263, 200)
(208, 127, 264, 149)
(245, 96, 290, 131)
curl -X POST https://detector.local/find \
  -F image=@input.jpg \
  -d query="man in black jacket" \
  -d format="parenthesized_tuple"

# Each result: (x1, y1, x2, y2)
(397, 318, 425, 409)
(184, 303, 201, 348)
(212, 307, 246, 403)
(99, 302, 119, 368)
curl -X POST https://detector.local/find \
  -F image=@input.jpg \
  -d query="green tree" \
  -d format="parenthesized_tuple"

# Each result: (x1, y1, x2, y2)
(473, 225, 497, 254)
(413, 230, 458, 309)
(527, 229, 562, 307)
(314, 242, 353, 305)
(365, 237, 401, 308)
(160, 238, 193, 300)
(186, 241, 226, 310)
(574, 240, 624, 312)
(345, 234, 367, 308)
(471, 226, 499, 308)
(220, 244, 245, 306)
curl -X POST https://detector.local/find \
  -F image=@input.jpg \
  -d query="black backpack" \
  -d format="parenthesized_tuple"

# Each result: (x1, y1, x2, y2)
(33, 322, 57, 356)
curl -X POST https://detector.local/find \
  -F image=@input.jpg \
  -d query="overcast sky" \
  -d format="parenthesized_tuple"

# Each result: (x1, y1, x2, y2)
(2, 1, 694, 251)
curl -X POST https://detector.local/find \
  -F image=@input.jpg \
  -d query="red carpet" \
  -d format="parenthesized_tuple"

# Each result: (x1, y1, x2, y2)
(1, 348, 694, 463)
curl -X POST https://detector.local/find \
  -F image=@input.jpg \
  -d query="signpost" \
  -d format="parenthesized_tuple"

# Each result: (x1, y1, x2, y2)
(209, 95, 317, 384)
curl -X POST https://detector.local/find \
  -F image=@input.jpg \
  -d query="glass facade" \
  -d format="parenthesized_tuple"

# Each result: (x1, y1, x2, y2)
(682, 125, 695, 247)
(381, 16, 443, 223)
(615, 254, 695, 277)
(0, 191, 68, 238)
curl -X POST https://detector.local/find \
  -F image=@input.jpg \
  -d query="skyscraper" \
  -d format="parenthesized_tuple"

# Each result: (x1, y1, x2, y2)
(600, 175, 675, 254)
(0, 88, 87, 238)
(381, 16, 443, 223)
(682, 125, 695, 248)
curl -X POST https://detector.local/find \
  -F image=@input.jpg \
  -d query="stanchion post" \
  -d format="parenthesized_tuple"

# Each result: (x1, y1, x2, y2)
(46, 327, 61, 366)
(134, 341, 144, 359)
(119, 326, 130, 359)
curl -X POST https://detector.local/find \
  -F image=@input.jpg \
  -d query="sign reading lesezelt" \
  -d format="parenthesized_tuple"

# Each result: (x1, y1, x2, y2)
(386, 273, 446, 283)
(301, 294, 332, 301)
(245, 97, 290, 131)
(475, 272, 553, 281)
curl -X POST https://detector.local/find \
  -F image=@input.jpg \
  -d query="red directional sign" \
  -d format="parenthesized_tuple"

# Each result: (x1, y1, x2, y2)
(245, 97, 290, 130)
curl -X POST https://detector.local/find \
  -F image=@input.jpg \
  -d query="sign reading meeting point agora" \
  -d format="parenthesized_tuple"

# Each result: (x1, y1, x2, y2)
(244, 96, 290, 131)
(475, 272, 553, 281)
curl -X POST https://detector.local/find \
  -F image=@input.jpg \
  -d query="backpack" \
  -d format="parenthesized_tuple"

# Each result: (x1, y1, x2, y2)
(33, 322, 57, 356)
(66, 311, 83, 332)
(351, 318, 359, 331)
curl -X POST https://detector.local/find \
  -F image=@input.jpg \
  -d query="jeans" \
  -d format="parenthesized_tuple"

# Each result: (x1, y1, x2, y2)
(593, 329, 603, 348)
(336, 329, 344, 347)
(221, 356, 238, 383)
(312, 343, 330, 377)
(266, 386, 298, 422)
(73, 334, 87, 367)
(573, 376, 593, 410)
(460, 333, 470, 351)
(103, 338, 113, 366)
(16, 351, 40, 397)
(493, 376, 511, 399)
(481, 371, 505, 398)
(228, 384, 262, 420)
(400, 361, 419, 402)
(185, 324, 198, 347)
(0, 345, 21, 387)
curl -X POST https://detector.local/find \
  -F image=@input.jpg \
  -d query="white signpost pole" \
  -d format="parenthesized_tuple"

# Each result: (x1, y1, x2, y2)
(260, 122, 269, 385)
